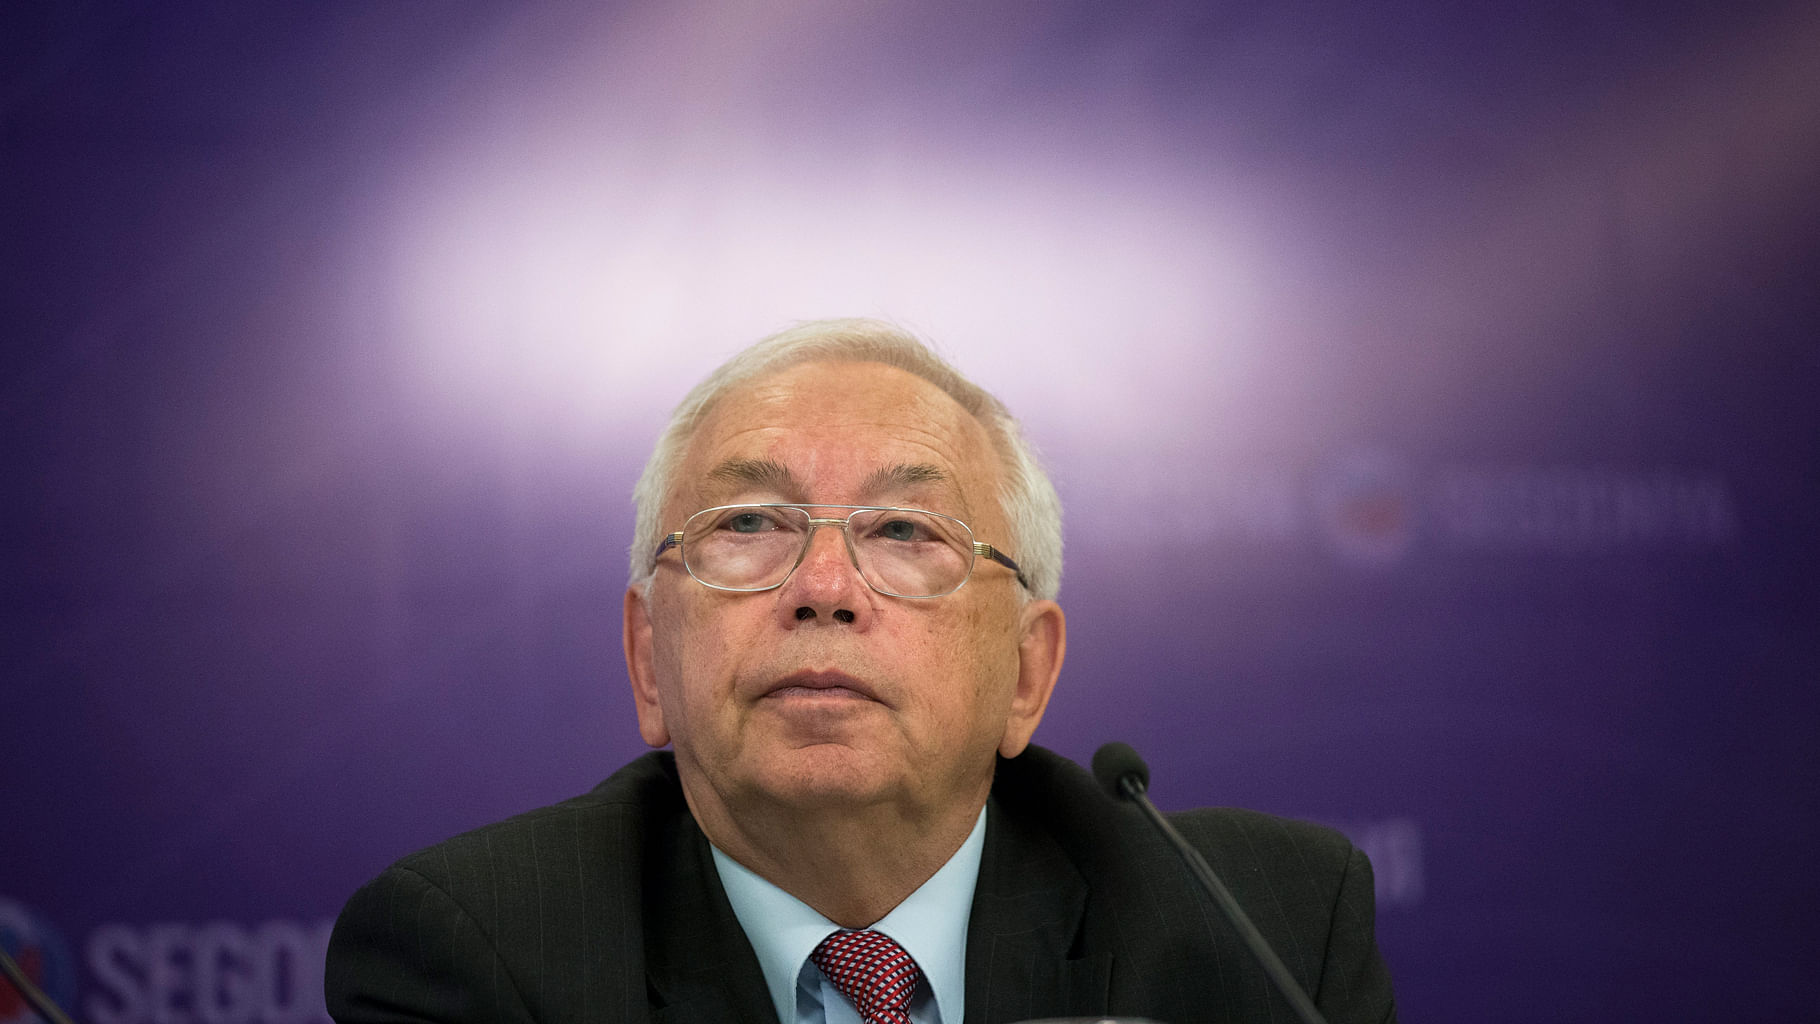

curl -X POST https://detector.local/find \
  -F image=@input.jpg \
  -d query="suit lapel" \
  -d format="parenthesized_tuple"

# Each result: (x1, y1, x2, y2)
(643, 803, 779, 1024)
(964, 796, 1112, 1024)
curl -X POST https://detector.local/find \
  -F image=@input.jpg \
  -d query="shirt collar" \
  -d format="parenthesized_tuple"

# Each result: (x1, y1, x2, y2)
(711, 805, 988, 1024)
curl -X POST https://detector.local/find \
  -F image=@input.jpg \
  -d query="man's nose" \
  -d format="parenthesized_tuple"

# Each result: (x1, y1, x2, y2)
(777, 523, 869, 627)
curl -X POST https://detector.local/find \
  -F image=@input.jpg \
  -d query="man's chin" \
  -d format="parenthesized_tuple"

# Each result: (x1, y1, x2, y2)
(745, 743, 902, 809)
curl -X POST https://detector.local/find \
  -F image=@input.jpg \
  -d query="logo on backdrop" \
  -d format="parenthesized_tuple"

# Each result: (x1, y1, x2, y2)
(0, 899, 78, 1024)
(1313, 450, 1419, 566)
(0, 903, 333, 1024)
(85, 918, 334, 1024)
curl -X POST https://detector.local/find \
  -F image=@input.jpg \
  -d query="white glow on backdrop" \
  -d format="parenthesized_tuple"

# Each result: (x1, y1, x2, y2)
(383, 149, 1262, 446)
(366, 4, 1271, 455)
(361, 0, 1820, 468)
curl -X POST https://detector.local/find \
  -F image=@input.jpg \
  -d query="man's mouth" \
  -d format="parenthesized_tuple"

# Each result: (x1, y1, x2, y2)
(762, 670, 881, 703)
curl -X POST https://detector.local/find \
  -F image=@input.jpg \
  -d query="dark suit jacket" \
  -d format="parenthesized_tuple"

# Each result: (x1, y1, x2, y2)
(326, 746, 1396, 1023)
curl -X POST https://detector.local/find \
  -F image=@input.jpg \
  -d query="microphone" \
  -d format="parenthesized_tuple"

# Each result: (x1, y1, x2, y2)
(1092, 742, 1330, 1024)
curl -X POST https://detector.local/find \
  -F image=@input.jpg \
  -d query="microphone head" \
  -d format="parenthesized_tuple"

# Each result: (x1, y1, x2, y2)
(1091, 741, 1150, 799)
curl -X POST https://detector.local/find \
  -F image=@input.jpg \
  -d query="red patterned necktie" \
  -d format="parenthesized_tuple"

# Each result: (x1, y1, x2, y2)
(810, 929, 923, 1024)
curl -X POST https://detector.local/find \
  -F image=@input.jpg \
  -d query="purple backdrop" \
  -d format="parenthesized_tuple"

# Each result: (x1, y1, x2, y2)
(5, 3, 1818, 1022)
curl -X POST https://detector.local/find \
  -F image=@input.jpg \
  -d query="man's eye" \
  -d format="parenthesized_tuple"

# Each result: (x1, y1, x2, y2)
(726, 512, 775, 533)
(874, 517, 925, 542)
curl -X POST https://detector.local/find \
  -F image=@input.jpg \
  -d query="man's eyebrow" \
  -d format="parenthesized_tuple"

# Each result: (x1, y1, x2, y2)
(862, 463, 949, 495)
(867, 464, 972, 520)
(705, 458, 803, 497)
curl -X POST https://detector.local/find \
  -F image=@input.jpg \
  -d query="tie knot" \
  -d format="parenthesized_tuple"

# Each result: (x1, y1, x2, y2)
(810, 929, 922, 1024)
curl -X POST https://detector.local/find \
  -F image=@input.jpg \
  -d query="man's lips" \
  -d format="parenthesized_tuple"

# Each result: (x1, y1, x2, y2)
(761, 670, 883, 704)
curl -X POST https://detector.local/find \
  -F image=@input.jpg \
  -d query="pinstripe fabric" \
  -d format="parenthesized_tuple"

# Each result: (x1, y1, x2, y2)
(964, 751, 1395, 1023)
(327, 747, 1396, 1024)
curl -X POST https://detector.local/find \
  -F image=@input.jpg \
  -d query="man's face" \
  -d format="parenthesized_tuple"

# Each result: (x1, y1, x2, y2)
(624, 360, 1063, 828)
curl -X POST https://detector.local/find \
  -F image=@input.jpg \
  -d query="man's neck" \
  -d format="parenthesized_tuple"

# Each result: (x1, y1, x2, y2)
(682, 779, 992, 928)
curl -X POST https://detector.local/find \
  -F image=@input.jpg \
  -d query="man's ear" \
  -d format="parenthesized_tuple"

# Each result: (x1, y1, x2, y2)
(998, 599, 1066, 758)
(623, 584, 671, 748)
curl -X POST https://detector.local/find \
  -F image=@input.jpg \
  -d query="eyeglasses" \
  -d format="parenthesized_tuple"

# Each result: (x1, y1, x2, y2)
(653, 504, 1027, 598)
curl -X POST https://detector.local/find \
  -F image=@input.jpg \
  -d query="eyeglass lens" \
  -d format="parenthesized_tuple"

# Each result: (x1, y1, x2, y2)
(682, 505, 975, 597)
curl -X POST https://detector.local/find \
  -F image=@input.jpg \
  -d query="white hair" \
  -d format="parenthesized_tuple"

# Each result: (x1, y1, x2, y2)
(628, 318, 1063, 601)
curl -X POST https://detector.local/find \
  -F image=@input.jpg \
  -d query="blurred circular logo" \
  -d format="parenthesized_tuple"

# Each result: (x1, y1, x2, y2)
(1313, 450, 1419, 566)
(0, 899, 76, 1024)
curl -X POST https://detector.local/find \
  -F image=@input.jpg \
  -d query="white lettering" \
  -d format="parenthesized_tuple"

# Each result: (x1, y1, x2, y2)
(1205, 475, 1302, 539)
(1130, 471, 1302, 541)
(146, 925, 188, 1024)
(1327, 818, 1425, 909)
(85, 925, 147, 1024)
(1435, 468, 1737, 549)
(192, 922, 249, 1024)
(1353, 817, 1425, 908)
(252, 921, 318, 1024)
(81, 920, 334, 1024)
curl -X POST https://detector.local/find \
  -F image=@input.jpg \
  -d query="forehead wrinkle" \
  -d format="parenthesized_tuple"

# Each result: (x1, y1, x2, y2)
(690, 361, 1002, 527)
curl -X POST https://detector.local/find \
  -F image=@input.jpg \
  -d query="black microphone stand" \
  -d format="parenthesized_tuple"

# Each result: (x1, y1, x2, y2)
(1094, 742, 1330, 1024)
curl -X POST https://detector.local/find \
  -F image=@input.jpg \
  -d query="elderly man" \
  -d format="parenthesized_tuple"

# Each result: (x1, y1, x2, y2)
(326, 320, 1397, 1024)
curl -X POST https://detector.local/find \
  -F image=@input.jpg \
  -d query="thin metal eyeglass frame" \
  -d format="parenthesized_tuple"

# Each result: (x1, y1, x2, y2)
(652, 503, 1028, 597)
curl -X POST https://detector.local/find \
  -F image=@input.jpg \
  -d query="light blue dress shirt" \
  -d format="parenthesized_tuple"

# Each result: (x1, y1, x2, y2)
(710, 806, 988, 1024)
